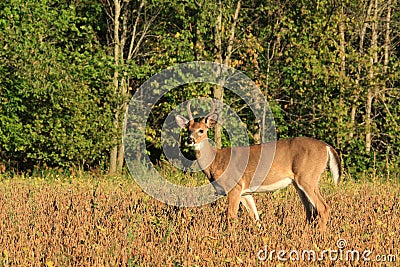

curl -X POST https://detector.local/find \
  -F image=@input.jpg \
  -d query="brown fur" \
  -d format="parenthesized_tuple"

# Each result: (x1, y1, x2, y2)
(176, 111, 342, 231)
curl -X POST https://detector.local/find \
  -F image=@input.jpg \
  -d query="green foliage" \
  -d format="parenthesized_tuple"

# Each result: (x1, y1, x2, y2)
(0, 0, 399, 178)
(0, 0, 115, 169)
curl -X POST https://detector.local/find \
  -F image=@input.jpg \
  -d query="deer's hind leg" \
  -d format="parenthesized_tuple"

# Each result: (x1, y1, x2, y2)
(293, 177, 330, 231)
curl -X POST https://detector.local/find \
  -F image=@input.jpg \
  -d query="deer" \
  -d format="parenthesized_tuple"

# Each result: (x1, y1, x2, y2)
(175, 100, 342, 231)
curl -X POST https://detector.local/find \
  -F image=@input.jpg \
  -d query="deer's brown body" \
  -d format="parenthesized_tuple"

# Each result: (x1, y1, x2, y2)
(176, 101, 341, 231)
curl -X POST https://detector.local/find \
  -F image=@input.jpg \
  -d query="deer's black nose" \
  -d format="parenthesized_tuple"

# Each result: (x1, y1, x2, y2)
(187, 137, 195, 145)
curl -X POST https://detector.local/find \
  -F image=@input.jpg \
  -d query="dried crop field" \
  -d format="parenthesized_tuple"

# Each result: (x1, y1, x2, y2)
(0, 174, 398, 266)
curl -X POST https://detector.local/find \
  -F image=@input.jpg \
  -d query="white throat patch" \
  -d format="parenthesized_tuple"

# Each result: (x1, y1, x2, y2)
(193, 142, 203, 151)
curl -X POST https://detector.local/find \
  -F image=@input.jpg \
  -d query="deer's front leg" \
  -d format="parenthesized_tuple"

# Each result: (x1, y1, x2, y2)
(227, 185, 242, 219)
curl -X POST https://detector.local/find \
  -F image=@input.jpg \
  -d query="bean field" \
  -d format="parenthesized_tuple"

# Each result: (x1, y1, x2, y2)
(0, 173, 398, 266)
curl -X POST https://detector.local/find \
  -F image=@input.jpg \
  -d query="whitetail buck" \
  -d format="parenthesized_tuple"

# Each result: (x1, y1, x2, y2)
(175, 100, 342, 231)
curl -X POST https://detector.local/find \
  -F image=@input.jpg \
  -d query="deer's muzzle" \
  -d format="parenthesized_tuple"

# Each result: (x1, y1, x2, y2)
(187, 136, 195, 146)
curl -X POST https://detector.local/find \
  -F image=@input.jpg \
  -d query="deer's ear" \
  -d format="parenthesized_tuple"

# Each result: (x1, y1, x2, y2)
(175, 115, 190, 128)
(205, 113, 218, 128)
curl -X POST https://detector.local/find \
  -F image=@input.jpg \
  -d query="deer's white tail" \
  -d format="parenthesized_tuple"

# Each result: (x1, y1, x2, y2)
(327, 146, 341, 185)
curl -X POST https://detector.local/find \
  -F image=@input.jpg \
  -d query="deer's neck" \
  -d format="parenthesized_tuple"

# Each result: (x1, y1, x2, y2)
(194, 139, 216, 173)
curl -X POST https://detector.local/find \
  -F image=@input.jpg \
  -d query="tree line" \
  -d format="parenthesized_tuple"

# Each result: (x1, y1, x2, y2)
(0, 0, 399, 177)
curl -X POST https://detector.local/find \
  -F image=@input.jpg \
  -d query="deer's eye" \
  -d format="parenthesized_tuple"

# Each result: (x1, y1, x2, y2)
(199, 129, 204, 134)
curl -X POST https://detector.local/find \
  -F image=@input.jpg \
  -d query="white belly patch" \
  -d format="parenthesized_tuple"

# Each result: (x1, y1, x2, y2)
(242, 178, 293, 195)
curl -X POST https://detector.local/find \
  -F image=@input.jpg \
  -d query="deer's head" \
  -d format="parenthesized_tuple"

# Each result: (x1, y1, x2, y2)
(175, 100, 218, 149)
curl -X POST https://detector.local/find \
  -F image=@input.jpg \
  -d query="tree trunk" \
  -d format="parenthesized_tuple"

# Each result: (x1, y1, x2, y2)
(213, 86, 224, 149)
(365, 83, 373, 153)
(106, 0, 155, 174)
(213, 0, 223, 149)
(351, 0, 373, 140)
(213, 0, 241, 149)
(338, 9, 346, 146)
(109, 0, 121, 175)
(117, 139, 124, 172)
(383, 0, 391, 72)
(365, 0, 379, 153)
